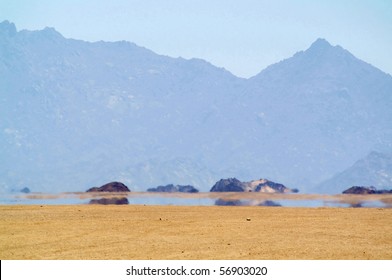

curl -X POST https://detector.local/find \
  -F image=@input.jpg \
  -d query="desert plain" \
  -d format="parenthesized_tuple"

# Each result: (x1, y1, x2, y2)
(1, 201, 391, 260)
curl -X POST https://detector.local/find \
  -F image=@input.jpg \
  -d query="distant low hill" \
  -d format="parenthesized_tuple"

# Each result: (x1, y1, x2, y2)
(1, 21, 392, 193)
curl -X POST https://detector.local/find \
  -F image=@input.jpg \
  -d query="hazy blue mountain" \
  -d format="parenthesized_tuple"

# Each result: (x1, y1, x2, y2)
(239, 38, 392, 192)
(1, 21, 391, 193)
(0, 20, 243, 192)
(317, 152, 392, 193)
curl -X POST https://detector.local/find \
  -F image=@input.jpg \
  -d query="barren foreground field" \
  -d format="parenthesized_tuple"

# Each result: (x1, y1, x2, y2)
(0, 205, 391, 259)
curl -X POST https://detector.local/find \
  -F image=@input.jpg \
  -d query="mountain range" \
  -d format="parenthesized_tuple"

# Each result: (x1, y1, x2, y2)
(1, 20, 392, 193)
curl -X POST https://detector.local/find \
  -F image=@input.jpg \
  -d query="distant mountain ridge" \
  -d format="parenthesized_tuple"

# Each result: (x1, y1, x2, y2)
(1, 21, 391, 193)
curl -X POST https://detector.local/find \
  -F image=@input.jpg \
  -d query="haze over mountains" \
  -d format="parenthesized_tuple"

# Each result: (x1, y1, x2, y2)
(1, 20, 391, 193)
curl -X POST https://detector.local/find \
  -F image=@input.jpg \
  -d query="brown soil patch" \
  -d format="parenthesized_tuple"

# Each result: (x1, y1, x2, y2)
(0, 205, 391, 259)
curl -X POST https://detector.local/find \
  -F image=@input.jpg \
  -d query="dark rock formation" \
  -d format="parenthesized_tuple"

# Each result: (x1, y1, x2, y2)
(11, 187, 31, 193)
(376, 189, 392, 194)
(178, 185, 199, 193)
(89, 197, 129, 205)
(342, 186, 392, 194)
(20, 187, 31, 193)
(247, 178, 295, 193)
(210, 178, 246, 192)
(210, 177, 295, 193)
(147, 184, 177, 192)
(343, 186, 376, 194)
(86, 181, 130, 192)
(147, 184, 199, 193)
(254, 180, 289, 193)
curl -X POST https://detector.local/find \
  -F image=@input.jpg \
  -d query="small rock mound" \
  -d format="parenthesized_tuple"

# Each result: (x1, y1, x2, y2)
(147, 184, 199, 193)
(210, 178, 295, 193)
(178, 185, 199, 193)
(147, 184, 178, 192)
(86, 181, 130, 192)
(20, 187, 31, 193)
(342, 186, 392, 194)
(210, 178, 245, 192)
(252, 179, 290, 193)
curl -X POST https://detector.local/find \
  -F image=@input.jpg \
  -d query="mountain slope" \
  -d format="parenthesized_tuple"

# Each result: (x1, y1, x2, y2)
(0, 20, 245, 192)
(317, 152, 392, 193)
(1, 21, 391, 193)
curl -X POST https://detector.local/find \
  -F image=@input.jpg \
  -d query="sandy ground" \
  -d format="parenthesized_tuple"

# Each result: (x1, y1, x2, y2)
(0, 205, 391, 260)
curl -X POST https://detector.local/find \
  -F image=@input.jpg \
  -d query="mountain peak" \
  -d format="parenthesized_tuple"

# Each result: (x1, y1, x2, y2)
(311, 38, 331, 47)
(0, 20, 17, 37)
(307, 38, 333, 52)
(41, 26, 63, 39)
(300, 38, 356, 64)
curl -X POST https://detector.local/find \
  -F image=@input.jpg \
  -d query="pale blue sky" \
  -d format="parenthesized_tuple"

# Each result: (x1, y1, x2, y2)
(1, 0, 391, 77)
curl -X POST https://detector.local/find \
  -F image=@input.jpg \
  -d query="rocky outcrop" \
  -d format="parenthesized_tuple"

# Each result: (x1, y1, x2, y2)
(20, 187, 31, 193)
(86, 182, 130, 192)
(210, 178, 296, 193)
(11, 187, 31, 193)
(210, 178, 246, 192)
(343, 186, 376, 194)
(248, 179, 297, 193)
(178, 185, 199, 193)
(89, 197, 129, 205)
(147, 184, 177, 192)
(376, 189, 392, 194)
(147, 184, 199, 193)
(342, 186, 392, 194)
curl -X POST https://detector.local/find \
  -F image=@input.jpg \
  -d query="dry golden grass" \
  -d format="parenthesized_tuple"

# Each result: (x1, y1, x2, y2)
(0, 205, 391, 260)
